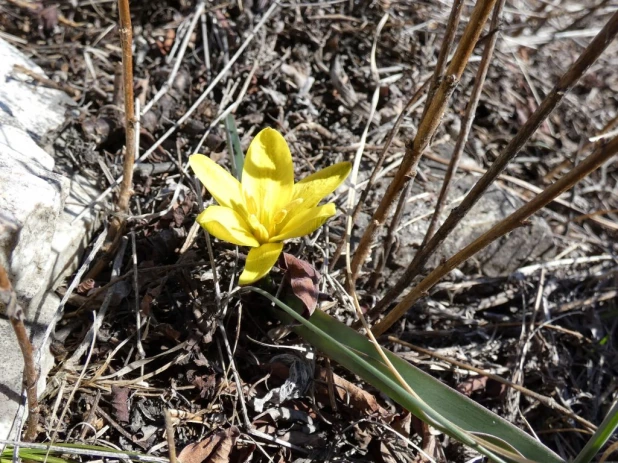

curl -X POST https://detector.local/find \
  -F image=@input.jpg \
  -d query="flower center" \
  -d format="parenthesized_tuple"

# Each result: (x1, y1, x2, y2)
(269, 198, 304, 236)
(248, 214, 269, 244)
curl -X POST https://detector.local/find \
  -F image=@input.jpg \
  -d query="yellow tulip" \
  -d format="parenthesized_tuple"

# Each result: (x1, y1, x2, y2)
(189, 128, 351, 285)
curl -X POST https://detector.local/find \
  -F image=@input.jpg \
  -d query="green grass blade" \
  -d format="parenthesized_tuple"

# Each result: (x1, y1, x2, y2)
(573, 400, 618, 463)
(224, 114, 244, 180)
(1, 452, 70, 463)
(245, 287, 564, 463)
(1, 442, 166, 463)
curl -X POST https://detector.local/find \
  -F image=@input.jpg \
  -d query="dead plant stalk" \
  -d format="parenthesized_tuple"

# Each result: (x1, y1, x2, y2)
(420, 0, 504, 248)
(349, 0, 497, 284)
(0, 265, 39, 441)
(372, 136, 618, 336)
(371, 10, 618, 317)
(370, 0, 464, 283)
(116, 0, 136, 216)
(87, 0, 136, 279)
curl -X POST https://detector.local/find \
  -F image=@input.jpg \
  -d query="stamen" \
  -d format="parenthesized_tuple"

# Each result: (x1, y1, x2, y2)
(244, 190, 258, 215)
(273, 209, 287, 225)
(286, 198, 304, 210)
(248, 214, 269, 243)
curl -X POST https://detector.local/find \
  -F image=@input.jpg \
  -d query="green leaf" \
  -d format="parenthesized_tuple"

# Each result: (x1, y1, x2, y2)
(224, 114, 244, 181)
(573, 400, 618, 463)
(244, 287, 564, 463)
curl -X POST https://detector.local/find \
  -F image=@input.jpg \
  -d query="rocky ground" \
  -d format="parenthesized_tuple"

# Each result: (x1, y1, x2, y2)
(0, 0, 617, 461)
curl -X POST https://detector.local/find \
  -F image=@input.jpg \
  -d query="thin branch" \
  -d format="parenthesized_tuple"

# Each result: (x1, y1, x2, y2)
(419, 0, 464, 122)
(372, 136, 618, 336)
(370, 11, 618, 317)
(87, 0, 136, 280)
(72, 2, 279, 224)
(369, 179, 411, 286)
(164, 410, 178, 463)
(115, 0, 136, 218)
(0, 265, 39, 442)
(424, 0, 504, 246)
(348, 0, 498, 284)
(329, 77, 429, 271)
(369, 0, 464, 284)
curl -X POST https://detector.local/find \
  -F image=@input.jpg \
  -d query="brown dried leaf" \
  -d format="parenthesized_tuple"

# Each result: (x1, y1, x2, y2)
(140, 285, 162, 316)
(279, 253, 320, 316)
(178, 427, 240, 463)
(77, 278, 96, 294)
(111, 386, 130, 423)
(391, 411, 412, 438)
(456, 375, 488, 396)
(194, 374, 217, 399)
(316, 367, 390, 419)
(411, 418, 439, 463)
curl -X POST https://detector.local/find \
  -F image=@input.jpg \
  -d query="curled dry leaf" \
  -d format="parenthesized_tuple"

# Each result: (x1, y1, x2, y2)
(76, 278, 96, 294)
(111, 385, 130, 423)
(279, 253, 320, 317)
(178, 426, 240, 463)
(456, 375, 488, 396)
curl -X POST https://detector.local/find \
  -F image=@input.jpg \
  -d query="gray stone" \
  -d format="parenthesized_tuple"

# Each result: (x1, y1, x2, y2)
(0, 39, 73, 140)
(0, 38, 102, 439)
(360, 152, 554, 281)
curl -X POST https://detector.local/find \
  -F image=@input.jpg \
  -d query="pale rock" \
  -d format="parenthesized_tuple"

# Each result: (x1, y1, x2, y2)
(0, 38, 101, 439)
(0, 39, 72, 140)
(358, 148, 554, 282)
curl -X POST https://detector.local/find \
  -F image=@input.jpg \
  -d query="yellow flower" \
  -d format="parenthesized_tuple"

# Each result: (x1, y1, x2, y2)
(190, 128, 351, 285)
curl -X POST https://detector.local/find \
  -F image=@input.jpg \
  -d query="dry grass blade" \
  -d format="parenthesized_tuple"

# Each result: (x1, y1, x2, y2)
(343, 13, 388, 281)
(372, 135, 618, 336)
(371, 11, 618, 315)
(349, 0, 498, 284)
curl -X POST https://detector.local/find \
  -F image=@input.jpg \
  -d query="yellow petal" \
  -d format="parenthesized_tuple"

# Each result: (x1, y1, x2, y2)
(270, 204, 337, 242)
(242, 128, 294, 225)
(189, 154, 244, 211)
(293, 161, 352, 210)
(197, 206, 259, 247)
(238, 242, 284, 285)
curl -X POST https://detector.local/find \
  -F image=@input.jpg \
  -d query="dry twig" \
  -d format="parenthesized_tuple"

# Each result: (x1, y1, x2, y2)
(419, 0, 505, 250)
(86, 0, 136, 279)
(387, 336, 597, 431)
(0, 265, 39, 441)
(329, 77, 429, 271)
(371, 0, 464, 282)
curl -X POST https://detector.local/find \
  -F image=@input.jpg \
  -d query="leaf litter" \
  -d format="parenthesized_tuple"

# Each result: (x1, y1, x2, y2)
(1, 0, 617, 461)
